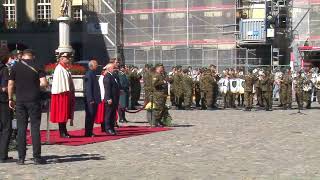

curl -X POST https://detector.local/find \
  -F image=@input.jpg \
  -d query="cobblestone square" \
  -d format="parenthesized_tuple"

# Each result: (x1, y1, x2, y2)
(1, 104, 320, 180)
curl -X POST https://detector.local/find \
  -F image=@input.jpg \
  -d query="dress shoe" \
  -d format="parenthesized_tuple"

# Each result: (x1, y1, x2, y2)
(60, 133, 71, 138)
(33, 157, 47, 165)
(84, 133, 96, 137)
(16, 159, 25, 165)
(105, 129, 117, 136)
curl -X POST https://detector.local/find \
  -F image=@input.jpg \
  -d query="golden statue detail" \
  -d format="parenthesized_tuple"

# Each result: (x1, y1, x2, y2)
(60, 0, 70, 17)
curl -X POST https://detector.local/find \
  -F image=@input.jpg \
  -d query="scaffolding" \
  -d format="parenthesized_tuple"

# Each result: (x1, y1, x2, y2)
(291, 0, 320, 68)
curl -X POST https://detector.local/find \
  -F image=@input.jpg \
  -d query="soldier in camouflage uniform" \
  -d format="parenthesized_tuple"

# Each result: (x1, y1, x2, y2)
(295, 71, 304, 110)
(194, 69, 202, 107)
(200, 69, 214, 110)
(128, 66, 142, 110)
(143, 64, 153, 104)
(280, 69, 293, 109)
(244, 71, 255, 111)
(255, 72, 264, 107)
(152, 64, 170, 126)
(172, 66, 184, 109)
(168, 67, 176, 106)
(182, 69, 193, 110)
(209, 65, 219, 108)
(261, 70, 273, 111)
(304, 72, 313, 109)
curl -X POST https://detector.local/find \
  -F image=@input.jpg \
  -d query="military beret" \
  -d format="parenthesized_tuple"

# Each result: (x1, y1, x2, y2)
(155, 63, 163, 68)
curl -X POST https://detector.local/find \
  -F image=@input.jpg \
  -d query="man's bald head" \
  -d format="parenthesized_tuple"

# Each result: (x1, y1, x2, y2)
(88, 59, 98, 70)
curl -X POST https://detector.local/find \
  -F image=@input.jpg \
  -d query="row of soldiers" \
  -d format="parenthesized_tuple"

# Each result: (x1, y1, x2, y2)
(142, 63, 319, 111)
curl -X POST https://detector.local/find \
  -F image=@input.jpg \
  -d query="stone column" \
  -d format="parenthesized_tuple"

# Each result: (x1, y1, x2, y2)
(56, 16, 74, 54)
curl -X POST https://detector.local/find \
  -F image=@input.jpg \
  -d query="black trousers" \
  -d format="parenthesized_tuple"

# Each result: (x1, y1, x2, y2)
(104, 104, 117, 130)
(0, 102, 12, 160)
(85, 102, 98, 135)
(16, 102, 41, 159)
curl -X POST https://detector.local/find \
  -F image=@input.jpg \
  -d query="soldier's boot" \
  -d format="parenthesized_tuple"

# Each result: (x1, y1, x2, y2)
(306, 102, 311, 109)
(283, 105, 287, 110)
(287, 104, 292, 109)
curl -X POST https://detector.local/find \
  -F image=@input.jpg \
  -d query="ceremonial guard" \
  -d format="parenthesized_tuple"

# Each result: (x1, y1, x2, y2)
(50, 53, 75, 138)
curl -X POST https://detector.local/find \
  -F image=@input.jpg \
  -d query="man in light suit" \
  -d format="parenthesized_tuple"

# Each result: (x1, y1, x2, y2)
(104, 63, 120, 135)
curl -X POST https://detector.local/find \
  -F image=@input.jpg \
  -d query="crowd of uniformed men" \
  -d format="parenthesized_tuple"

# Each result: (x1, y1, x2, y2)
(136, 64, 320, 113)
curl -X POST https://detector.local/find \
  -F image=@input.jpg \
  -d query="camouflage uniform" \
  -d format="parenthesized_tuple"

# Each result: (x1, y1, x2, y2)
(200, 70, 214, 109)
(152, 72, 169, 125)
(182, 72, 193, 109)
(143, 70, 153, 103)
(128, 70, 142, 109)
(280, 73, 293, 109)
(261, 73, 273, 111)
(244, 73, 254, 110)
(295, 75, 304, 110)
(194, 78, 201, 107)
(303, 75, 313, 109)
(173, 71, 184, 109)
(255, 78, 264, 107)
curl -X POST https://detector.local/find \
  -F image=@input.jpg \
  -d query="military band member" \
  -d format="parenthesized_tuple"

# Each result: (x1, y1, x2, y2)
(194, 69, 202, 107)
(303, 71, 313, 109)
(182, 69, 193, 110)
(261, 70, 273, 111)
(279, 69, 293, 109)
(152, 64, 170, 126)
(173, 66, 184, 109)
(200, 69, 214, 110)
(244, 70, 255, 111)
(295, 70, 304, 110)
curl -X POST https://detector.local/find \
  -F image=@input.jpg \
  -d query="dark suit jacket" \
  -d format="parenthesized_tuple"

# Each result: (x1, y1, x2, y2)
(104, 72, 120, 107)
(84, 70, 101, 104)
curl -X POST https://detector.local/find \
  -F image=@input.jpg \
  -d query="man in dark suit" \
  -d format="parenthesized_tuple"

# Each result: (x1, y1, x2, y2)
(104, 63, 120, 135)
(84, 60, 101, 137)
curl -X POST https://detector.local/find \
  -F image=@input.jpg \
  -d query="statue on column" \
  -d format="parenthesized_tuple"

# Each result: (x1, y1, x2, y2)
(60, 0, 70, 17)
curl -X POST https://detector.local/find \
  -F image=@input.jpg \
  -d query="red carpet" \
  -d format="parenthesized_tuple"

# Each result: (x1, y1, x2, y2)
(27, 126, 172, 146)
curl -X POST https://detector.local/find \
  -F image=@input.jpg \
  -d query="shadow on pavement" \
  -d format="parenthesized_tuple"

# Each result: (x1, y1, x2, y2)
(43, 153, 105, 164)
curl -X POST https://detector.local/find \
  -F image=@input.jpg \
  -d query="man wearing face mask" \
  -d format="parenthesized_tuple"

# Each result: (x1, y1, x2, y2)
(8, 49, 48, 165)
